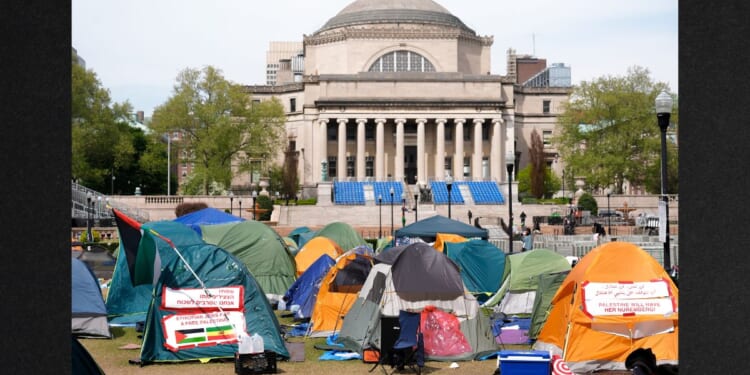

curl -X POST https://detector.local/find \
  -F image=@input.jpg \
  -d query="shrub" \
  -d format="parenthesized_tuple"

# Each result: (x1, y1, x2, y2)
(577, 192, 599, 215)
(256, 195, 273, 221)
(175, 202, 208, 217)
(79, 230, 101, 243)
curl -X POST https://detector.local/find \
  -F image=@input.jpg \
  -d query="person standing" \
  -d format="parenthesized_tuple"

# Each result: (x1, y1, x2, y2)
(521, 228, 533, 251)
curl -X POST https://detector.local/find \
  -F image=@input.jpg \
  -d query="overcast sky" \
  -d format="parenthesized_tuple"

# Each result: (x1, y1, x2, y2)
(72, 0, 678, 118)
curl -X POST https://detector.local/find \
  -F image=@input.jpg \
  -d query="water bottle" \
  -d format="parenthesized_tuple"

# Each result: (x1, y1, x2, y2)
(250, 333, 264, 353)
(238, 332, 252, 354)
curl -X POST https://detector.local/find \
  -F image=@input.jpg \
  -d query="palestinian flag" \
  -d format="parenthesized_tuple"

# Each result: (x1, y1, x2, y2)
(112, 208, 143, 286)
(175, 328, 207, 345)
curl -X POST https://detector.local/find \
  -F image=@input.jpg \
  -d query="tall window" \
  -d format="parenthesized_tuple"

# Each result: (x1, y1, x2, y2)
(463, 157, 471, 178)
(365, 156, 374, 177)
(445, 125, 453, 141)
(327, 123, 337, 141)
(368, 50, 435, 72)
(543, 100, 551, 114)
(290, 98, 296, 112)
(543, 130, 552, 148)
(328, 156, 337, 178)
(444, 156, 452, 177)
(365, 124, 374, 140)
(346, 123, 356, 141)
(482, 122, 490, 141)
(346, 156, 355, 177)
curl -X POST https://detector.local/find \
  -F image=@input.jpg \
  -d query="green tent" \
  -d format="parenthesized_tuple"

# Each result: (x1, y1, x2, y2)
(312, 222, 368, 252)
(201, 221, 297, 304)
(481, 249, 570, 315)
(139, 243, 289, 364)
(528, 270, 569, 340)
(106, 220, 203, 324)
(444, 239, 509, 301)
(395, 215, 489, 241)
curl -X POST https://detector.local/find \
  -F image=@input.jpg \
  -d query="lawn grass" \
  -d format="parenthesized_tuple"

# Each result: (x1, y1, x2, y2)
(80, 310, 524, 374)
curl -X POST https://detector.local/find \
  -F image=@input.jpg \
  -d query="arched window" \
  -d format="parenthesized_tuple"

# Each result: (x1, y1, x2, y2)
(368, 50, 435, 72)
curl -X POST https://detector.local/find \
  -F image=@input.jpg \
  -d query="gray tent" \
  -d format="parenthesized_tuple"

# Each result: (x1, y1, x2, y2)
(336, 243, 496, 361)
(394, 215, 488, 241)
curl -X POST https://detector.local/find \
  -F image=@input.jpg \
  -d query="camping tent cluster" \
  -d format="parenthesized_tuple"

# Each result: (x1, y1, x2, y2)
(83, 209, 677, 371)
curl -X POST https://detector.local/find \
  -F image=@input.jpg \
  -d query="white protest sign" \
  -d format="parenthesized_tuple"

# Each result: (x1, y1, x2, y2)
(161, 286, 244, 311)
(582, 280, 676, 317)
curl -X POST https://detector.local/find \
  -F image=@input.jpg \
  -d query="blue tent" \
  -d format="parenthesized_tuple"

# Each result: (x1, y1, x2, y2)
(282, 254, 335, 320)
(106, 220, 203, 325)
(72, 258, 111, 338)
(289, 226, 315, 248)
(394, 215, 489, 241)
(444, 239, 509, 301)
(174, 207, 244, 236)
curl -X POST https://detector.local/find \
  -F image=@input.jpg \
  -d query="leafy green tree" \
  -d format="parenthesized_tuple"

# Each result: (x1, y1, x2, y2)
(577, 192, 599, 215)
(554, 66, 678, 194)
(518, 165, 560, 200)
(149, 66, 286, 195)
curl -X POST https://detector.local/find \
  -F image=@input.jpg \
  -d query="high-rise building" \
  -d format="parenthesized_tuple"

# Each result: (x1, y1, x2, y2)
(266, 42, 303, 85)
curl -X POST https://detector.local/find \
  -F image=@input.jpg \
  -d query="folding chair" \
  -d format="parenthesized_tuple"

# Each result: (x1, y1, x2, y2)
(389, 310, 424, 374)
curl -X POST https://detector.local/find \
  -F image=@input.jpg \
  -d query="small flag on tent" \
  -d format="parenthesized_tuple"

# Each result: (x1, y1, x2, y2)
(112, 208, 143, 286)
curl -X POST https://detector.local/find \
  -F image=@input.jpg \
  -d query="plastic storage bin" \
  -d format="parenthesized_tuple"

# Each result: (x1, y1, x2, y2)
(498, 350, 550, 375)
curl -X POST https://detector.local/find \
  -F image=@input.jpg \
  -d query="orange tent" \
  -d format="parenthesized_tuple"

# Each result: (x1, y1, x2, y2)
(308, 250, 373, 337)
(433, 233, 467, 252)
(294, 237, 344, 276)
(533, 242, 678, 373)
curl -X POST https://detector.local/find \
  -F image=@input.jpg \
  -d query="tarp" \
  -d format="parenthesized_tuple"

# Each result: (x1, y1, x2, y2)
(312, 222, 368, 252)
(482, 248, 571, 314)
(139, 243, 289, 364)
(201, 221, 297, 303)
(106, 220, 203, 324)
(336, 249, 497, 362)
(294, 237, 344, 276)
(72, 258, 111, 338)
(282, 254, 335, 320)
(395, 215, 488, 241)
(308, 251, 373, 337)
(434, 233, 468, 252)
(533, 242, 679, 373)
(174, 207, 244, 237)
(444, 240, 509, 298)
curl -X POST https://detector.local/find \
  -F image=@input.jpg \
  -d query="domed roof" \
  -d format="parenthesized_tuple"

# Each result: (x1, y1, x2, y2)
(317, 0, 474, 34)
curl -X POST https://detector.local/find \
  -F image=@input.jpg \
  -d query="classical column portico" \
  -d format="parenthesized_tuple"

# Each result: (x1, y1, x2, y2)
(435, 118, 447, 180)
(318, 119, 328, 182)
(473, 118, 483, 179)
(503, 113, 515, 182)
(375, 118, 386, 179)
(395, 118, 406, 181)
(416, 118, 426, 184)
(337, 118, 347, 180)
(491, 118, 503, 181)
(356, 118, 366, 180)
(454, 119, 465, 181)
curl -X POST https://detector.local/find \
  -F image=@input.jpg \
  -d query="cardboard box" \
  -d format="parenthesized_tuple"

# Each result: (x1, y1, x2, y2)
(498, 350, 550, 375)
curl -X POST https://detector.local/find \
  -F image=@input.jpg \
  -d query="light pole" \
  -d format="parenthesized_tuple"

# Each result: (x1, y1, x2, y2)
(446, 175, 453, 219)
(229, 191, 234, 215)
(252, 190, 258, 220)
(656, 91, 673, 270)
(506, 153, 515, 253)
(238, 197, 242, 218)
(378, 194, 383, 238)
(606, 188, 612, 236)
(389, 187, 395, 237)
(413, 193, 419, 222)
(401, 192, 406, 227)
(86, 192, 93, 242)
(562, 169, 565, 203)
(165, 133, 172, 196)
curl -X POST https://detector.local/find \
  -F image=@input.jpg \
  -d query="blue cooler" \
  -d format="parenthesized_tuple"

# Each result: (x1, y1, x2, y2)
(497, 350, 550, 375)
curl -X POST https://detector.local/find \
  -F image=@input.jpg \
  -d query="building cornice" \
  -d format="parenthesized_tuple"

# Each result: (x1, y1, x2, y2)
(243, 83, 304, 94)
(315, 97, 506, 111)
(304, 26, 492, 46)
(315, 72, 513, 83)
(513, 85, 573, 95)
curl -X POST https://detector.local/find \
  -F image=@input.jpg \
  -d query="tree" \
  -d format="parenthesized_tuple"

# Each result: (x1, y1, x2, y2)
(281, 144, 300, 198)
(529, 129, 546, 198)
(149, 66, 286, 195)
(554, 66, 678, 194)
(518, 165, 561, 200)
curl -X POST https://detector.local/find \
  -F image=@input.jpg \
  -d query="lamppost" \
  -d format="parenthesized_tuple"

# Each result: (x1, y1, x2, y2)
(238, 197, 242, 218)
(378, 194, 383, 238)
(561, 169, 565, 203)
(655, 91, 673, 270)
(229, 191, 234, 215)
(252, 190, 258, 220)
(86, 192, 93, 242)
(389, 187, 395, 237)
(413, 193, 419, 222)
(606, 188, 612, 236)
(401, 192, 406, 227)
(506, 153, 515, 253)
(446, 175, 453, 219)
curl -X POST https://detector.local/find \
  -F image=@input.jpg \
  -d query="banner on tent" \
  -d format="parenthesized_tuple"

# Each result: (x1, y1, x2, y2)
(162, 311, 246, 351)
(161, 286, 244, 311)
(581, 279, 676, 317)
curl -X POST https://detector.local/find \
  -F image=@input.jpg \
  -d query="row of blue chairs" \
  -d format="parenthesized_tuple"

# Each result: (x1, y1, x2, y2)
(333, 181, 404, 205)
(333, 181, 506, 205)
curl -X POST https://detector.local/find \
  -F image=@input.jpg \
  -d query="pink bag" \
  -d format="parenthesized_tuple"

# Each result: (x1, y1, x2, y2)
(419, 305, 472, 357)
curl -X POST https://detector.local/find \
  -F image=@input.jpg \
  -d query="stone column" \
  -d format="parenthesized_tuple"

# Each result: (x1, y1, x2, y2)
(454, 119, 465, 180)
(504, 113, 515, 182)
(395, 118, 406, 181)
(318, 119, 328, 182)
(375, 118, 386, 179)
(337, 118, 348, 180)
(416, 118, 427, 184)
(473, 118, 484, 179)
(435, 118, 447, 180)
(491, 118, 503, 181)
(356, 118, 367, 180)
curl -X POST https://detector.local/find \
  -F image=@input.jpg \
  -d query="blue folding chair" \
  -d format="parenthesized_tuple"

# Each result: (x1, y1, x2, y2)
(390, 310, 424, 374)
